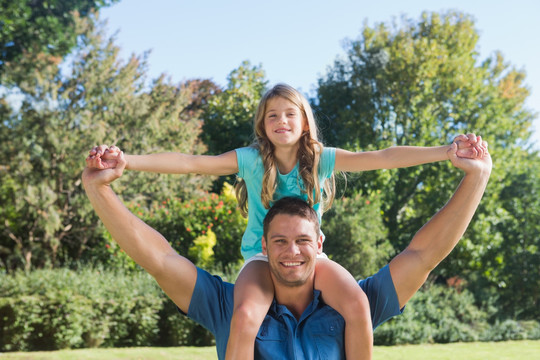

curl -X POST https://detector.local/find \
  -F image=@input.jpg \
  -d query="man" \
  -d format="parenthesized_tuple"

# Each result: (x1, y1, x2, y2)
(83, 140, 490, 359)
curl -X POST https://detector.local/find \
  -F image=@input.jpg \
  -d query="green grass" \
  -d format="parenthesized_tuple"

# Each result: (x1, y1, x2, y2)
(1, 341, 539, 359)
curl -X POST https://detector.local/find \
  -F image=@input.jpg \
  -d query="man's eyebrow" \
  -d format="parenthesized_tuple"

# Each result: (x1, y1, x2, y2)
(269, 233, 313, 239)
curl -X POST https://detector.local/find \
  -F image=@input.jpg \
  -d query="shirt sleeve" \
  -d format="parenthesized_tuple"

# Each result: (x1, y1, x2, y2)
(320, 147, 336, 179)
(186, 267, 234, 335)
(358, 264, 404, 329)
(236, 146, 259, 179)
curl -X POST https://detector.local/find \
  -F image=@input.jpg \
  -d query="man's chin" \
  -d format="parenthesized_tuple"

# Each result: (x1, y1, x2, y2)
(273, 270, 309, 287)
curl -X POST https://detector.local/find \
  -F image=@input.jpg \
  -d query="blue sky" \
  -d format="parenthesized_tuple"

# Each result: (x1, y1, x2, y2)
(101, 0, 539, 149)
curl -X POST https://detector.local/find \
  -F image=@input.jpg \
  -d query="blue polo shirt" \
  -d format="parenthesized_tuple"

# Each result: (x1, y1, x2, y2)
(186, 264, 402, 359)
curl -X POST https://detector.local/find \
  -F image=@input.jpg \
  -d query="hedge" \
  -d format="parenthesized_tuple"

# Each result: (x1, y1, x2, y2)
(1, 268, 539, 351)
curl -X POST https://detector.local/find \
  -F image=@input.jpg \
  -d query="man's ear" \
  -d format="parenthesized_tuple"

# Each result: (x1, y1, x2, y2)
(261, 236, 268, 255)
(317, 234, 323, 255)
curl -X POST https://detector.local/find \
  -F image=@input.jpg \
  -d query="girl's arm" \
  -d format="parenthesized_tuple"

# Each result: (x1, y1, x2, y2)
(125, 151, 239, 176)
(89, 145, 239, 176)
(335, 145, 450, 172)
(335, 134, 486, 172)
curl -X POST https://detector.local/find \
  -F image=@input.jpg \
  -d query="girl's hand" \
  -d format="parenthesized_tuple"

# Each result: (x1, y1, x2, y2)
(86, 145, 122, 170)
(453, 134, 488, 159)
(448, 140, 492, 176)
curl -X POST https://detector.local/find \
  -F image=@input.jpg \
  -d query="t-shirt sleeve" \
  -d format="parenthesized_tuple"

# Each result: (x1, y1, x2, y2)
(320, 147, 336, 179)
(186, 267, 234, 335)
(358, 264, 404, 329)
(236, 147, 258, 179)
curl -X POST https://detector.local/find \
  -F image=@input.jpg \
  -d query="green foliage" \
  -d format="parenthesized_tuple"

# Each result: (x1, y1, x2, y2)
(141, 182, 246, 271)
(0, 0, 118, 80)
(0, 267, 164, 351)
(467, 150, 540, 320)
(201, 60, 267, 155)
(189, 230, 217, 269)
(314, 10, 538, 321)
(0, 266, 215, 351)
(374, 283, 540, 346)
(87, 182, 246, 272)
(323, 189, 392, 279)
(0, 16, 210, 271)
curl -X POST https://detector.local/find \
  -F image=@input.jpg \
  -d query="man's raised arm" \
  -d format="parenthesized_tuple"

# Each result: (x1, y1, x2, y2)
(82, 151, 197, 313)
(389, 141, 491, 308)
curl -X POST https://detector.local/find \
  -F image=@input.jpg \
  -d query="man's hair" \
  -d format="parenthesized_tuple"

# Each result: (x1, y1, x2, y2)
(263, 197, 320, 240)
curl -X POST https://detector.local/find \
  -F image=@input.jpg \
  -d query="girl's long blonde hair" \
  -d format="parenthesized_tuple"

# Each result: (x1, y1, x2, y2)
(235, 83, 336, 216)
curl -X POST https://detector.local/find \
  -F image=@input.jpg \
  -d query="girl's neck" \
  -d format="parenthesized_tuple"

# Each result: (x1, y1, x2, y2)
(273, 145, 298, 174)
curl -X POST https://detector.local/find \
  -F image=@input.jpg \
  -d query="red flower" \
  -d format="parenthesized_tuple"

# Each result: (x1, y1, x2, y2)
(365, 200, 371, 205)
(186, 227, 191, 232)
(105, 244, 111, 249)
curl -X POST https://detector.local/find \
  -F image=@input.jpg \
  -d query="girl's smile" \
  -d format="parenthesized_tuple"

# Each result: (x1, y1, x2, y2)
(264, 97, 307, 148)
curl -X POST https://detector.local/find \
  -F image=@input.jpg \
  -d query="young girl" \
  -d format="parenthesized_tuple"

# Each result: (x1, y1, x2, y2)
(88, 83, 482, 359)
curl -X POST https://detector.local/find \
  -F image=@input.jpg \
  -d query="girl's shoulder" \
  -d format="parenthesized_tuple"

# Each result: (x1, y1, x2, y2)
(236, 146, 263, 176)
(235, 145, 260, 159)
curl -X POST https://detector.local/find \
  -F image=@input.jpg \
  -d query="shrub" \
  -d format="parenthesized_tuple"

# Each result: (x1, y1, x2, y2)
(86, 182, 246, 273)
(323, 190, 392, 279)
(0, 266, 212, 351)
(374, 283, 489, 345)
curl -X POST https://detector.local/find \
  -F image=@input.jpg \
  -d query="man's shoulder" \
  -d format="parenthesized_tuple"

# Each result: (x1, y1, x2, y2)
(358, 264, 403, 329)
(187, 267, 234, 324)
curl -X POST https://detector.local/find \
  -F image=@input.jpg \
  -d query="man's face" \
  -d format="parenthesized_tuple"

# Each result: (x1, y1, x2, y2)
(262, 214, 322, 287)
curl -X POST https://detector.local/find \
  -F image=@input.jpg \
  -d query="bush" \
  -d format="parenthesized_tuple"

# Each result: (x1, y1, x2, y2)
(0, 266, 214, 351)
(87, 182, 246, 273)
(374, 283, 489, 345)
(323, 190, 393, 279)
(482, 319, 540, 342)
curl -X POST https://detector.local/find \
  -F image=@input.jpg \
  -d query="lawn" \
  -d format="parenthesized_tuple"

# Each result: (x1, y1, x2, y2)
(1, 341, 539, 359)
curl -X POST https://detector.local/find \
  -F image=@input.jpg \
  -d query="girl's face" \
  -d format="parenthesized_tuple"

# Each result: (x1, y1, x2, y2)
(263, 96, 307, 149)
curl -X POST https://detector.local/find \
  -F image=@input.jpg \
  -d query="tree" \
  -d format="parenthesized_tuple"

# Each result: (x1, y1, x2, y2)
(200, 60, 267, 155)
(0, 0, 117, 80)
(323, 190, 392, 279)
(0, 15, 210, 271)
(467, 149, 540, 320)
(315, 10, 535, 270)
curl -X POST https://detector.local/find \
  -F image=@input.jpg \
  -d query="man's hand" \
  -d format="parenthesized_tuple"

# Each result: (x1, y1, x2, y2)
(87, 145, 122, 170)
(454, 133, 488, 159)
(448, 139, 492, 176)
(83, 150, 126, 188)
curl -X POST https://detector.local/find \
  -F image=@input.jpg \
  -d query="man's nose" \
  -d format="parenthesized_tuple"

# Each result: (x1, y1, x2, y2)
(285, 242, 300, 255)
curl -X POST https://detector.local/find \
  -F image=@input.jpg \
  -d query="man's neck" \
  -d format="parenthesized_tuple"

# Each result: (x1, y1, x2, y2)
(273, 281, 315, 320)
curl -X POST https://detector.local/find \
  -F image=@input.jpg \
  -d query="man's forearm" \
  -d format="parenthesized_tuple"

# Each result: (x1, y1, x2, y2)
(84, 182, 174, 276)
(410, 167, 490, 269)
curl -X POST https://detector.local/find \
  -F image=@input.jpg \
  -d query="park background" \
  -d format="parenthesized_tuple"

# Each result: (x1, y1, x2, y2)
(0, 0, 539, 356)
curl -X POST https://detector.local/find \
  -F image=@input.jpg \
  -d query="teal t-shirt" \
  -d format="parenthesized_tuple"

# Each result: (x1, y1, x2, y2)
(236, 146, 336, 260)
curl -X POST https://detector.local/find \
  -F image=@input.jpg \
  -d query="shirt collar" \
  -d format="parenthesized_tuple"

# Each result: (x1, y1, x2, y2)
(269, 289, 324, 321)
